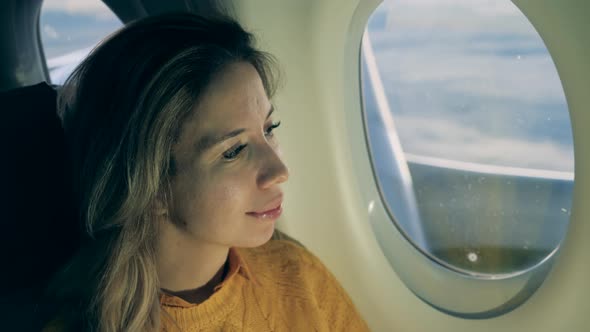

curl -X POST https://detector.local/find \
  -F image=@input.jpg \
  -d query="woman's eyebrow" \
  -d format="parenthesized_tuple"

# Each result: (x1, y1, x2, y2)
(196, 105, 275, 152)
(197, 128, 246, 152)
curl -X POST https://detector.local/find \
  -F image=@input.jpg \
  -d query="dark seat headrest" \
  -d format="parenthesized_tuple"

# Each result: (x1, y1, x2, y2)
(0, 82, 79, 293)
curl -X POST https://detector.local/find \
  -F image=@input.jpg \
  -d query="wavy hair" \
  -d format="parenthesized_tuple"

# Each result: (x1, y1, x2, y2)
(44, 13, 278, 332)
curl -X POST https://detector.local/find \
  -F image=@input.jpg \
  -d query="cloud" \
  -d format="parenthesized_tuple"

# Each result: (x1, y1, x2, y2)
(43, 24, 59, 39)
(43, 0, 116, 19)
(384, 0, 531, 29)
(394, 115, 574, 172)
(364, 0, 574, 172)
(374, 47, 565, 104)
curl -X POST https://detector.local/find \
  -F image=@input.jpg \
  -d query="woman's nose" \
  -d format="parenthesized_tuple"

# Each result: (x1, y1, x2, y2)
(257, 145, 290, 189)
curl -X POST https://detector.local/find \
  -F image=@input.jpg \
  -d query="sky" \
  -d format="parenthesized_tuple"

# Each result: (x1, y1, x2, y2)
(366, 0, 574, 173)
(40, 0, 122, 58)
(42, 0, 114, 17)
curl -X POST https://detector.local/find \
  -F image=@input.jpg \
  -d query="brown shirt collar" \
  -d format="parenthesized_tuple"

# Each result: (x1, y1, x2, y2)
(159, 247, 255, 308)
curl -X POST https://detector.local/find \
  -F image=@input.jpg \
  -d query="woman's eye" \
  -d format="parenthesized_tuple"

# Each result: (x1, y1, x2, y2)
(265, 121, 281, 138)
(222, 144, 247, 161)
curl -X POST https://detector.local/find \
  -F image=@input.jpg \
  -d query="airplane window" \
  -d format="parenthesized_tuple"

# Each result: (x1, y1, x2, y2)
(40, 0, 122, 84)
(361, 0, 574, 279)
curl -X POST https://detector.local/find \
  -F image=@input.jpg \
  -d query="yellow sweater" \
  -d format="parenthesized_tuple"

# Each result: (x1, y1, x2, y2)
(159, 240, 369, 331)
(43, 240, 370, 331)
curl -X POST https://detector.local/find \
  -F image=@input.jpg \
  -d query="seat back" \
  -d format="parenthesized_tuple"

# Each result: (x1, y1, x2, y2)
(0, 82, 79, 330)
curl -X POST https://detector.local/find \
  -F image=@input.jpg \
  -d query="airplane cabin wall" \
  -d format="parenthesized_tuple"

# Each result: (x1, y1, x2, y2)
(232, 0, 590, 330)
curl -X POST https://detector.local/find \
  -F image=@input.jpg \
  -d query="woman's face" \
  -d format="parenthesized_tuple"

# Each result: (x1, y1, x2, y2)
(166, 61, 289, 248)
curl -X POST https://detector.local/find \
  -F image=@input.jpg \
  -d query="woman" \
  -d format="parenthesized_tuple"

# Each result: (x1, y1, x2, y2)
(42, 13, 369, 332)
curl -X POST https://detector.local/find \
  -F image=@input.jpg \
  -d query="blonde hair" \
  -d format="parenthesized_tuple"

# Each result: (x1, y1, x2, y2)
(44, 13, 278, 332)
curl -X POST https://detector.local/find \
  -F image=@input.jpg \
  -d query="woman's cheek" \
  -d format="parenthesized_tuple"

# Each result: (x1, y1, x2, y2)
(215, 183, 241, 210)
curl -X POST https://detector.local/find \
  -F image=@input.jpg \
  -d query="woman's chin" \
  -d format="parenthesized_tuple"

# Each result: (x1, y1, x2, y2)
(236, 225, 276, 248)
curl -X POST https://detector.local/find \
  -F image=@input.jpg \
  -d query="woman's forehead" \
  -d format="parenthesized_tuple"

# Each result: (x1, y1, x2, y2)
(179, 62, 272, 144)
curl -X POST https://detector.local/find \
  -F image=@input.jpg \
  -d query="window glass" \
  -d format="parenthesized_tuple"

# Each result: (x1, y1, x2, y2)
(40, 0, 123, 84)
(362, 0, 574, 275)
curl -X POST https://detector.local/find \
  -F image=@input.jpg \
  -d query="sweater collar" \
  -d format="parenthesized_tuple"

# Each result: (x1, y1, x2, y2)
(227, 246, 255, 282)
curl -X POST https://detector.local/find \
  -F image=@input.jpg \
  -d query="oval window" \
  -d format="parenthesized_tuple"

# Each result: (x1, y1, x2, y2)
(361, 0, 574, 312)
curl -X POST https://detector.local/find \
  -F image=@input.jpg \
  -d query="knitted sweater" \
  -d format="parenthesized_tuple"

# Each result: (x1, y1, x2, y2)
(43, 240, 370, 331)
(159, 240, 370, 331)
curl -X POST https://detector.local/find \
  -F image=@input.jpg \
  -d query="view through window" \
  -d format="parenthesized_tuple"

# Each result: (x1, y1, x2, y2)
(40, 0, 122, 84)
(362, 0, 574, 275)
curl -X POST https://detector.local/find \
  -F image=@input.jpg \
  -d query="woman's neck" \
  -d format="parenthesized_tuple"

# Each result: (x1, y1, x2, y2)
(156, 221, 230, 304)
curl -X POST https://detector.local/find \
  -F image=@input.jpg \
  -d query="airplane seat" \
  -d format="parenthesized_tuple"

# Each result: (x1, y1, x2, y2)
(0, 82, 79, 331)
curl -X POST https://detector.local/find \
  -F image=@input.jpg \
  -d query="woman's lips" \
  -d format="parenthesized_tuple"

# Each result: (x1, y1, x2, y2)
(246, 204, 283, 220)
